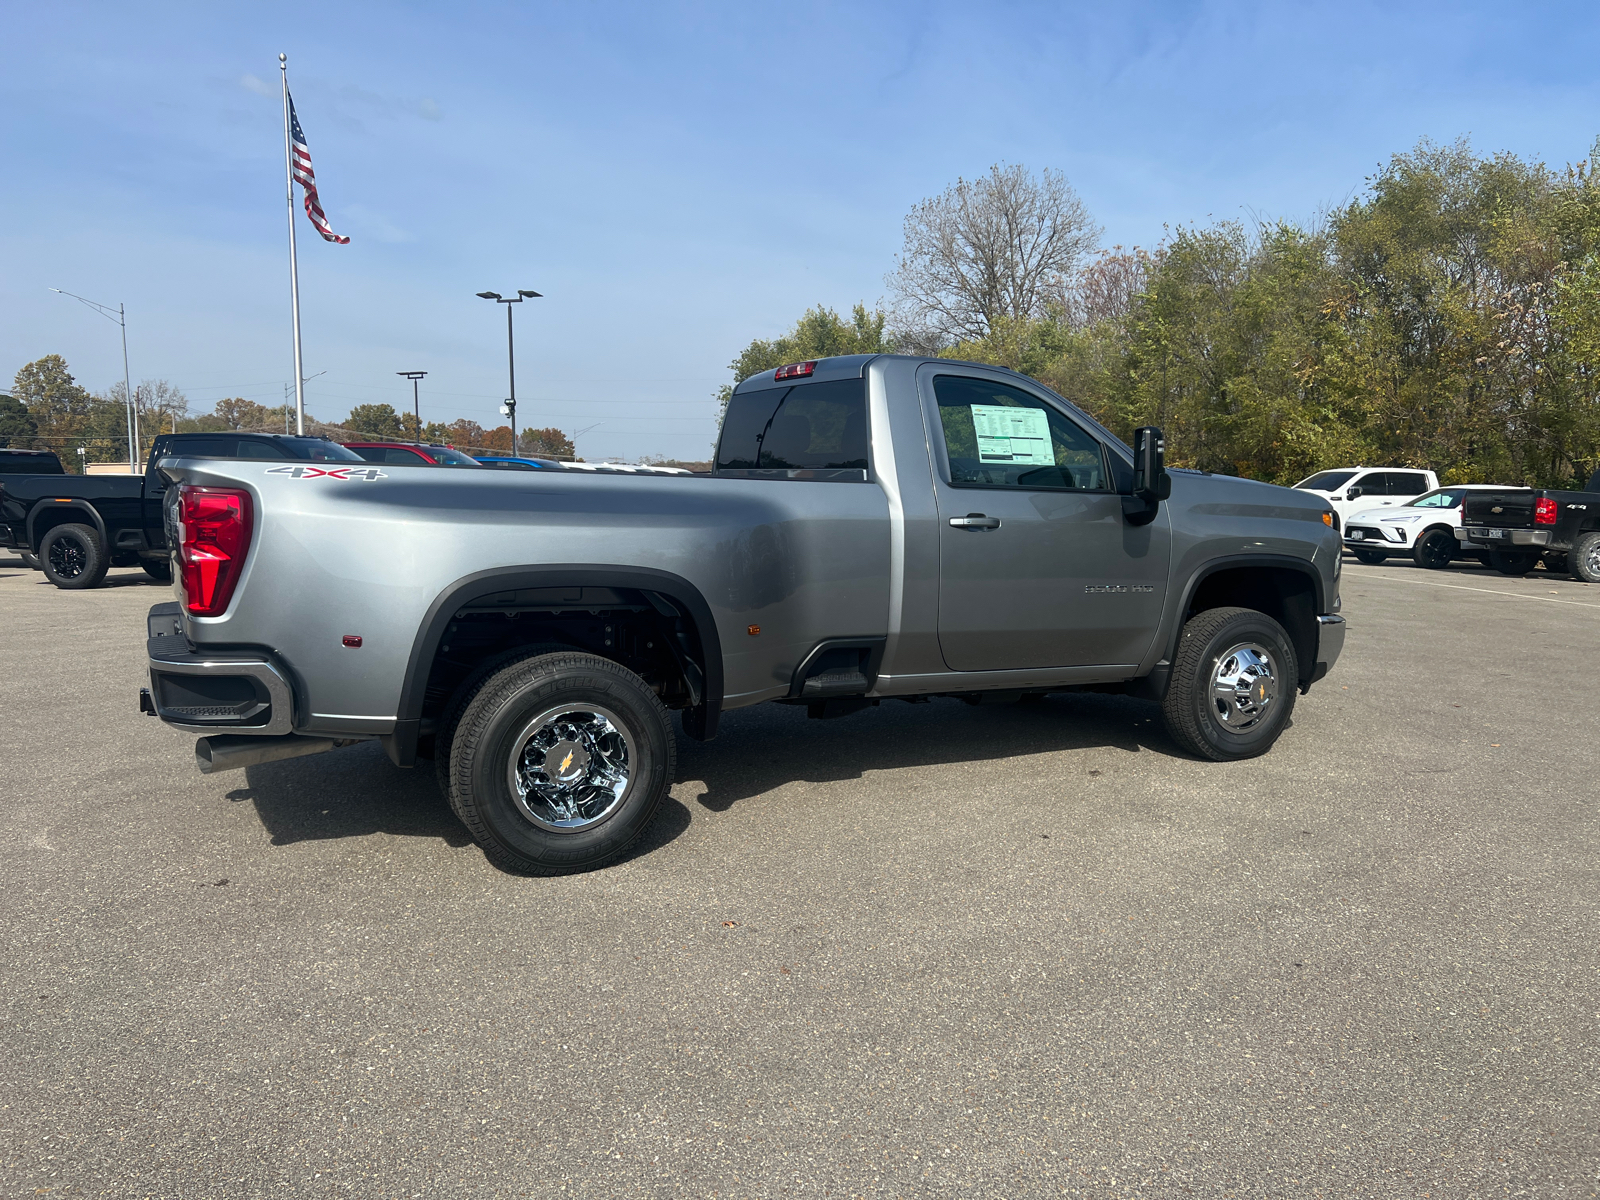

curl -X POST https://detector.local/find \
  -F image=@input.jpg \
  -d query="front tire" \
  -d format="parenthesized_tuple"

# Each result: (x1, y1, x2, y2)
(1161, 607, 1299, 762)
(1490, 551, 1538, 576)
(20, 551, 41, 570)
(1413, 529, 1456, 570)
(40, 523, 108, 589)
(1352, 548, 1387, 565)
(445, 652, 674, 874)
(1565, 532, 1600, 583)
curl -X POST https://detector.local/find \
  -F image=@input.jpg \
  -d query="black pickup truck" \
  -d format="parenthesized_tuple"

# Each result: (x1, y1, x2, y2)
(1457, 469, 1600, 581)
(0, 432, 364, 589)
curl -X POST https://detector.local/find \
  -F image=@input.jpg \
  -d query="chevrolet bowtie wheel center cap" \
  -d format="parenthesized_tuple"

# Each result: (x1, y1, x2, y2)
(544, 741, 590, 784)
(1209, 643, 1277, 734)
(507, 705, 635, 832)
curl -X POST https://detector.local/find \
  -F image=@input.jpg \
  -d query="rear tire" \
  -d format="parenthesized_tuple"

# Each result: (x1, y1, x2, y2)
(1571, 532, 1600, 584)
(1490, 551, 1538, 576)
(1161, 606, 1299, 762)
(1352, 549, 1387, 565)
(1413, 529, 1456, 570)
(445, 651, 673, 874)
(141, 557, 172, 583)
(40, 524, 108, 589)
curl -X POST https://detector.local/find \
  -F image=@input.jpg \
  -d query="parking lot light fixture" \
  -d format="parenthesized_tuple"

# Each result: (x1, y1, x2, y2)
(397, 371, 427, 439)
(477, 288, 541, 456)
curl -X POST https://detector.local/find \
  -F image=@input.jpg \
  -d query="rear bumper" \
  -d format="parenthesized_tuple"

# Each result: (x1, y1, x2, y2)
(1306, 614, 1346, 690)
(145, 601, 295, 737)
(1457, 527, 1555, 548)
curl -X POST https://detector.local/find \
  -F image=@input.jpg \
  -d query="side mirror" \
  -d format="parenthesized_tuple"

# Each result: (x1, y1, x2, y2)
(1346, 486, 1362, 500)
(1123, 426, 1171, 526)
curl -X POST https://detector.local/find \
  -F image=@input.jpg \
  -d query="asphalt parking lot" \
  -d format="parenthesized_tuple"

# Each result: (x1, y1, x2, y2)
(2, 555, 1598, 1198)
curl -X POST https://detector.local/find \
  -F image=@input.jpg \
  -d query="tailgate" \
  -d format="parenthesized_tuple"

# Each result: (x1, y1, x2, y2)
(1462, 492, 1535, 527)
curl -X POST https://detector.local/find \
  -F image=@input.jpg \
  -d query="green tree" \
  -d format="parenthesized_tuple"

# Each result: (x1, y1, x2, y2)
(0, 394, 36, 447)
(523, 427, 574, 458)
(345, 403, 404, 438)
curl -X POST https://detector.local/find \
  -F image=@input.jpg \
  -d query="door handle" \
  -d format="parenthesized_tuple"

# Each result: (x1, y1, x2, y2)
(949, 514, 1001, 530)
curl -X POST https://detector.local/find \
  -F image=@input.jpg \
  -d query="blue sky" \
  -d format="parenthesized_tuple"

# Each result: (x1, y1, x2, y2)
(4, 2, 1597, 461)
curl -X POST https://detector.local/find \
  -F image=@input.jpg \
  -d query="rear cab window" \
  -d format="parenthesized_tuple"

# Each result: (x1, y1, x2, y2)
(715, 378, 868, 480)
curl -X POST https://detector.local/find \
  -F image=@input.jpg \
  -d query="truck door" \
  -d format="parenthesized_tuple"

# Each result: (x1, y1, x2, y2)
(922, 369, 1170, 672)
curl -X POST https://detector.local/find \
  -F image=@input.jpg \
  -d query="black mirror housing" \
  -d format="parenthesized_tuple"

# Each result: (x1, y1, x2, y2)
(1123, 426, 1170, 525)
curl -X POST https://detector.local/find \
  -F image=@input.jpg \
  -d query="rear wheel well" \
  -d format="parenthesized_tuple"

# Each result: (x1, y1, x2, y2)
(30, 505, 105, 550)
(417, 585, 707, 738)
(1183, 566, 1318, 686)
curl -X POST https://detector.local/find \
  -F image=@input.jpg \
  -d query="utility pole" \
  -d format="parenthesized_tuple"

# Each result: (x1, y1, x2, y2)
(397, 371, 427, 441)
(50, 289, 137, 471)
(476, 289, 540, 456)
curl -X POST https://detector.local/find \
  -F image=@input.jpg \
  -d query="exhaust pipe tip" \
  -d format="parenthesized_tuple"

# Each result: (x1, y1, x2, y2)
(195, 733, 360, 774)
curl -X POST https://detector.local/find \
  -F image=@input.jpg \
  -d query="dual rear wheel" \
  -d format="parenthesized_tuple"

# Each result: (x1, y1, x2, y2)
(436, 651, 674, 875)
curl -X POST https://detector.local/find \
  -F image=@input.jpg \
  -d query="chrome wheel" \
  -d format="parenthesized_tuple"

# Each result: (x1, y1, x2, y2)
(505, 703, 634, 832)
(1586, 540, 1600, 579)
(1209, 642, 1278, 733)
(47, 534, 88, 579)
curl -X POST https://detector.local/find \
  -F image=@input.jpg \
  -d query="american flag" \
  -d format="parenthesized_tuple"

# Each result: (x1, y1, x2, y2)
(288, 93, 349, 245)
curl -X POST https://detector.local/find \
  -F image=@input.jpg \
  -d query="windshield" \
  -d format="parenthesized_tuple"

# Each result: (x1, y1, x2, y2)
(1408, 488, 1468, 508)
(1295, 470, 1356, 491)
(430, 446, 482, 466)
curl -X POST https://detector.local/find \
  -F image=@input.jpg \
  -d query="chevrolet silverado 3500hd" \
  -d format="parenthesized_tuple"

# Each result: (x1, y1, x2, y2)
(142, 355, 1346, 873)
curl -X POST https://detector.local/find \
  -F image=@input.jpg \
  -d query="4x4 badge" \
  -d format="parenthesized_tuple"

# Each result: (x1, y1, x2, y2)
(265, 466, 387, 481)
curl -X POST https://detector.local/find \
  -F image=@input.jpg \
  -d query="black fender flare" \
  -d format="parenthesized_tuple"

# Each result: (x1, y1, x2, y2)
(27, 499, 108, 552)
(1161, 552, 1327, 680)
(385, 564, 724, 767)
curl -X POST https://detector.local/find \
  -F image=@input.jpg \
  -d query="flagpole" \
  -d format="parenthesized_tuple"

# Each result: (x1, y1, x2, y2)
(280, 53, 306, 436)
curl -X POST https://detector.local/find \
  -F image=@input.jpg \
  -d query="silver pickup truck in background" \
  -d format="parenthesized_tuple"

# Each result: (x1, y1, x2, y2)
(142, 354, 1346, 873)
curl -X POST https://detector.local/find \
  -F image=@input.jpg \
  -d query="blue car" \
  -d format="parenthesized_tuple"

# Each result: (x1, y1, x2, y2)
(473, 456, 565, 471)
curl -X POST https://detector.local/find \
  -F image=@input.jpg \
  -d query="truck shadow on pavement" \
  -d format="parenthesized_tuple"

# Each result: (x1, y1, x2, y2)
(225, 738, 694, 862)
(679, 692, 1177, 812)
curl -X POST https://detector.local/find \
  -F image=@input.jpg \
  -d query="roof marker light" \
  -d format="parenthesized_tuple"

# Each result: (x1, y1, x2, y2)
(774, 361, 816, 381)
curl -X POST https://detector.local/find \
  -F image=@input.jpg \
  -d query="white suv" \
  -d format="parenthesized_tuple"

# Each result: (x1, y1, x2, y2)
(1342, 484, 1524, 568)
(1293, 467, 1440, 530)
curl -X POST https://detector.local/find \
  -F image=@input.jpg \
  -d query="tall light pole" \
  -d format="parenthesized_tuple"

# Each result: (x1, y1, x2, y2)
(397, 371, 427, 440)
(476, 289, 540, 456)
(50, 288, 137, 471)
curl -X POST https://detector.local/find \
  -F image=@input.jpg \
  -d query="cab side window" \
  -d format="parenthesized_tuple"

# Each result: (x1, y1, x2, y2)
(1388, 472, 1431, 495)
(932, 376, 1107, 491)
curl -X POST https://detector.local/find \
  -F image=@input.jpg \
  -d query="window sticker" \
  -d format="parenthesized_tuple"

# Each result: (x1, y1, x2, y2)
(970, 404, 1054, 465)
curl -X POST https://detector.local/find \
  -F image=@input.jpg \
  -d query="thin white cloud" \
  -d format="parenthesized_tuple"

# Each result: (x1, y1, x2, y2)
(418, 98, 442, 121)
(238, 73, 275, 97)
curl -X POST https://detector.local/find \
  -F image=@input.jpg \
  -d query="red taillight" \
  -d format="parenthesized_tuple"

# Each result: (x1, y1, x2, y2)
(1535, 497, 1558, 525)
(178, 486, 253, 616)
(774, 361, 816, 381)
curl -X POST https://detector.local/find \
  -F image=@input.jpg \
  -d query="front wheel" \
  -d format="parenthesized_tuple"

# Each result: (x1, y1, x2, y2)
(1161, 607, 1299, 762)
(1413, 529, 1456, 570)
(19, 551, 41, 571)
(1571, 532, 1600, 584)
(1352, 549, 1387, 565)
(443, 651, 674, 874)
(1490, 551, 1538, 576)
(40, 523, 108, 589)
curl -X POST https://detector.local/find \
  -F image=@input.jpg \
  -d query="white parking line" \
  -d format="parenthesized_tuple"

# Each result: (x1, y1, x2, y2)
(1354, 570, 1600, 610)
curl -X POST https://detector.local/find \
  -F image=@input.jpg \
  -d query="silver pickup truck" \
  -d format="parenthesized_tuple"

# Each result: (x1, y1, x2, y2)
(143, 354, 1345, 873)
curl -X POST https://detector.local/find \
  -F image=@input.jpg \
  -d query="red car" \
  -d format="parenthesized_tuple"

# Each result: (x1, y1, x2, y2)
(341, 441, 484, 467)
